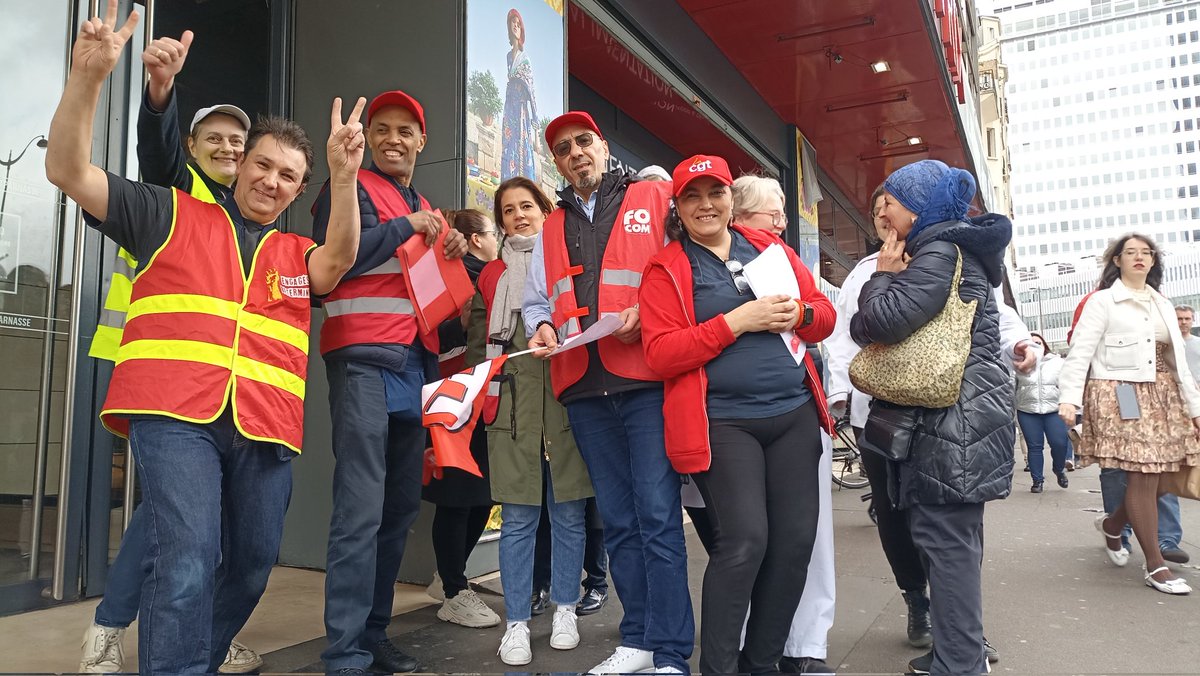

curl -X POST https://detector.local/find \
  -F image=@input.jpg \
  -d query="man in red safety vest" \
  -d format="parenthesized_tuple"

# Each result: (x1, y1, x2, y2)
(310, 89, 467, 675)
(522, 111, 694, 674)
(45, 3, 365, 672)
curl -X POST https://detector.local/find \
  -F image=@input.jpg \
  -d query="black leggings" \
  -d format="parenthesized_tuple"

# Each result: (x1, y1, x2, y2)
(431, 505, 492, 598)
(859, 428, 928, 593)
(692, 400, 823, 675)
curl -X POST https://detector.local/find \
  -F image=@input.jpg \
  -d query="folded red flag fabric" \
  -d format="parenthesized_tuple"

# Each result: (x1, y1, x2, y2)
(420, 355, 508, 483)
(397, 210, 475, 335)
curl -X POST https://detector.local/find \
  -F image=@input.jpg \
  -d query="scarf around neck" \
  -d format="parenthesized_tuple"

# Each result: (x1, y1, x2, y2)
(489, 233, 538, 343)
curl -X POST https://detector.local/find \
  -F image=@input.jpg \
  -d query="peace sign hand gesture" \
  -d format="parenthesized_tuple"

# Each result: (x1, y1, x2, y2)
(73, 0, 140, 83)
(328, 96, 368, 185)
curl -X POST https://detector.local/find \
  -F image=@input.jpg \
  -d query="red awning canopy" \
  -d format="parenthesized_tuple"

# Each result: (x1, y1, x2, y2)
(676, 0, 970, 217)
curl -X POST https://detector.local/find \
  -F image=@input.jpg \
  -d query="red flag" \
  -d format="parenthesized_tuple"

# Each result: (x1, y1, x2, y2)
(398, 210, 475, 335)
(421, 355, 508, 483)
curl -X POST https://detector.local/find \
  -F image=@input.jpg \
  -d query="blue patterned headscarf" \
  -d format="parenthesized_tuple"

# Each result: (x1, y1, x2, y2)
(883, 160, 977, 241)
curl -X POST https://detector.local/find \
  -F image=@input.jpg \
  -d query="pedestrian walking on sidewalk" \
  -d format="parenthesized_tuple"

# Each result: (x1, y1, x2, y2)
(1058, 233, 1200, 595)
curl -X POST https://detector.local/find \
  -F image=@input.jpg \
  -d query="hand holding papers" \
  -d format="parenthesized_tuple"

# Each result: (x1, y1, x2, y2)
(397, 210, 475, 335)
(741, 243, 805, 365)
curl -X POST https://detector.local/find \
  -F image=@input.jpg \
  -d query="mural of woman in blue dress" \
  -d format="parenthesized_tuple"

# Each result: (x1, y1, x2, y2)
(501, 8, 539, 182)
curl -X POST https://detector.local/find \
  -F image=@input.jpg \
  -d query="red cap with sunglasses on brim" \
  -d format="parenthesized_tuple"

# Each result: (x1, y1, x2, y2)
(671, 155, 733, 197)
(544, 111, 603, 149)
(367, 89, 426, 133)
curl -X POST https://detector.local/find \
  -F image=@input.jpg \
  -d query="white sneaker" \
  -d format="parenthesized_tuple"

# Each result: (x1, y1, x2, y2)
(426, 571, 445, 601)
(218, 639, 264, 674)
(79, 623, 125, 673)
(437, 588, 502, 627)
(498, 622, 532, 666)
(550, 606, 580, 650)
(589, 646, 656, 674)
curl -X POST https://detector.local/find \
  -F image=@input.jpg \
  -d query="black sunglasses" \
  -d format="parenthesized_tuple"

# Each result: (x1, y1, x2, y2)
(552, 132, 596, 158)
(725, 259, 750, 295)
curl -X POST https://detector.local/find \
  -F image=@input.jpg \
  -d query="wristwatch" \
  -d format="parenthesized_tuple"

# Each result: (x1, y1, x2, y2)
(798, 302, 814, 329)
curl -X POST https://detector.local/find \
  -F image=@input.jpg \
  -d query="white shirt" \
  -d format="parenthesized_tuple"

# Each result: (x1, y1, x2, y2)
(824, 253, 1032, 428)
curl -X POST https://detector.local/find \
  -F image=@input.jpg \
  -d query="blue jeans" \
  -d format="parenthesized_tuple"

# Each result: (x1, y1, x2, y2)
(322, 358, 426, 671)
(94, 505, 148, 628)
(129, 411, 293, 675)
(566, 388, 694, 673)
(1016, 411, 1072, 482)
(1098, 468, 1184, 549)
(499, 467, 586, 622)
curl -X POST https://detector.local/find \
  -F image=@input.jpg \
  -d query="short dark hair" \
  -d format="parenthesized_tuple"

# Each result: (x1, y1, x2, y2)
(444, 209, 492, 238)
(1028, 331, 1048, 355)
(245, 115, 314, 186)
(493, 177, 553, 229)
(869, 183, 886, 216)
(1098, 232, 1163, 291)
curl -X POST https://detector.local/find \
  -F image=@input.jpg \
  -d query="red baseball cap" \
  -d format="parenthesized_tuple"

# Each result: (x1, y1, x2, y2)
(544, 111, 603, 149)
(671, 155, 733, 197)
(367, 90, 426, 133)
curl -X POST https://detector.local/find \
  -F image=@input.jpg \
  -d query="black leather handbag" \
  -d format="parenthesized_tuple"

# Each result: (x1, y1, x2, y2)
(858, 401, 922, 462)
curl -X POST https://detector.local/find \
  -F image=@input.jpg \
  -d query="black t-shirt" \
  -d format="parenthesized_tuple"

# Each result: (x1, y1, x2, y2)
(85, 172, 274, 276)
(684, 230, 810, 419)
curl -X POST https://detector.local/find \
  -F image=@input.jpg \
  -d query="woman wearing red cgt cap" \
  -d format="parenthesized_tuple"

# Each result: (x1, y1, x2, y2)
(638, 155, 836, 675)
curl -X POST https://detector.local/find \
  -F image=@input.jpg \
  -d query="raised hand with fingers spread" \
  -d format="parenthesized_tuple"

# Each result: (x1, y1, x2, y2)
(73, 0, 140, 82)
(327, 96, 368, 185)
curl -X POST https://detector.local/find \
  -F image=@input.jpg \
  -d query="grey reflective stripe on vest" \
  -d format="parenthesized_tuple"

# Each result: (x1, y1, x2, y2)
(98, 307, 127, 330)
(557, 316, 581, 342)
(549, 276, 574, 306)
(323, 297, 415, 317)
(360, 258, 403, 276)
(485, 343, 503, 360)
(113, 253, 136, 278)
(601, 268, 642, 288)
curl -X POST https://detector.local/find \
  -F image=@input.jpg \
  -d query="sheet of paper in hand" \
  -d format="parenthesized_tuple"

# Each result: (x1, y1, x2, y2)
(741, 243, 804, 365)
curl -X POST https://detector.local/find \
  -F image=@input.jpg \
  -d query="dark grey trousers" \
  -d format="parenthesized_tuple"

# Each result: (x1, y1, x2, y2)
(907, 502, 988, 676)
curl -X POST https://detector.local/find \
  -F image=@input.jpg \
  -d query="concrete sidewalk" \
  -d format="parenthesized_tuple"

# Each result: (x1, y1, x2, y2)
(263, 463, 1199, 674)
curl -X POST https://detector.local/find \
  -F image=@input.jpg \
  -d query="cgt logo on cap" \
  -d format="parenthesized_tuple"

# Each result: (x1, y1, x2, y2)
(688, 158, 713, 173)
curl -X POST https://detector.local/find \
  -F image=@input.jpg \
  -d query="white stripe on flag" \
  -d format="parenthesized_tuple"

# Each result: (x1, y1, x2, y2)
(421, 359, 494, 431)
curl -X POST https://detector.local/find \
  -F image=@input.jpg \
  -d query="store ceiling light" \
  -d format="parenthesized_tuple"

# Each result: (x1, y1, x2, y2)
(871, 60, 891, 73)
(825, 91, 909, 112)
(907, 136, 923, 145)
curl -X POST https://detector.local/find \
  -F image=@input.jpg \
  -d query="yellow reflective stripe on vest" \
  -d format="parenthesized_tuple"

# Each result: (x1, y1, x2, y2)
(115, 339, 235, 367)
(239, 312, 310, 354)
(186, 165, 218, 204)
(126, 293, 240, 322)
(233, 355, 306, 399)
(89, 247, 140, 360)
(89, 325, 125, 361)
(600, 269, 642, 288)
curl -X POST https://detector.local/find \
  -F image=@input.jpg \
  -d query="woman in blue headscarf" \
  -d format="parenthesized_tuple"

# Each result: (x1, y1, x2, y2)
(501, 8, 539, 182)
(850, 159, 1015, 676)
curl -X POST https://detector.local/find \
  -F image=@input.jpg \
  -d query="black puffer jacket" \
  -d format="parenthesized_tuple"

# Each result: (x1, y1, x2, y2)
(850, 216, 1015, 507)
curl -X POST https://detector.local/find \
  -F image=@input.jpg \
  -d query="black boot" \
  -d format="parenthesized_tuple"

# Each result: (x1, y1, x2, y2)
(902, 589, 932, 648)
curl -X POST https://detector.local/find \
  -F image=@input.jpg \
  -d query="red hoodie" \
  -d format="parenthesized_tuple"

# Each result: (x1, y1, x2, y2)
(639, 224, 836, 473)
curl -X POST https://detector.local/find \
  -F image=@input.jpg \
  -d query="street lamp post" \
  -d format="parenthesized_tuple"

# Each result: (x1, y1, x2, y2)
(0, 134, 50, 247)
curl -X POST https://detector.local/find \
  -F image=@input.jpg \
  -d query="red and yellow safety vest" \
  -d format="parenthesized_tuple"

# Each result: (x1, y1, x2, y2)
(541, 180, 672, 397)
(90, 165, 219, 361)
(100, 189, 317, 453)
(319, 169, 438, 355)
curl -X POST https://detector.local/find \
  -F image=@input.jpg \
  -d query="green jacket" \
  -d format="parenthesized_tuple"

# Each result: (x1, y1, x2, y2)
(467, 289, 593, 506)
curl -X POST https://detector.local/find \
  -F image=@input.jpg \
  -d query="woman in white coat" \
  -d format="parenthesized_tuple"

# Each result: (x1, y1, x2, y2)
(1015, 332, 1072, 493)
(1058, 233, 1200, 594)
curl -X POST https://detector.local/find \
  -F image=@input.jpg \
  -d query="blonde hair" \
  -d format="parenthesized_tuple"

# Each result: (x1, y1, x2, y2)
(731, 175, 785, 219)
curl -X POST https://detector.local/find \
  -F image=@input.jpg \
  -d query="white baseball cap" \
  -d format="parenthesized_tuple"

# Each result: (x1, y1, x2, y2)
(190, 104, 252, 134)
